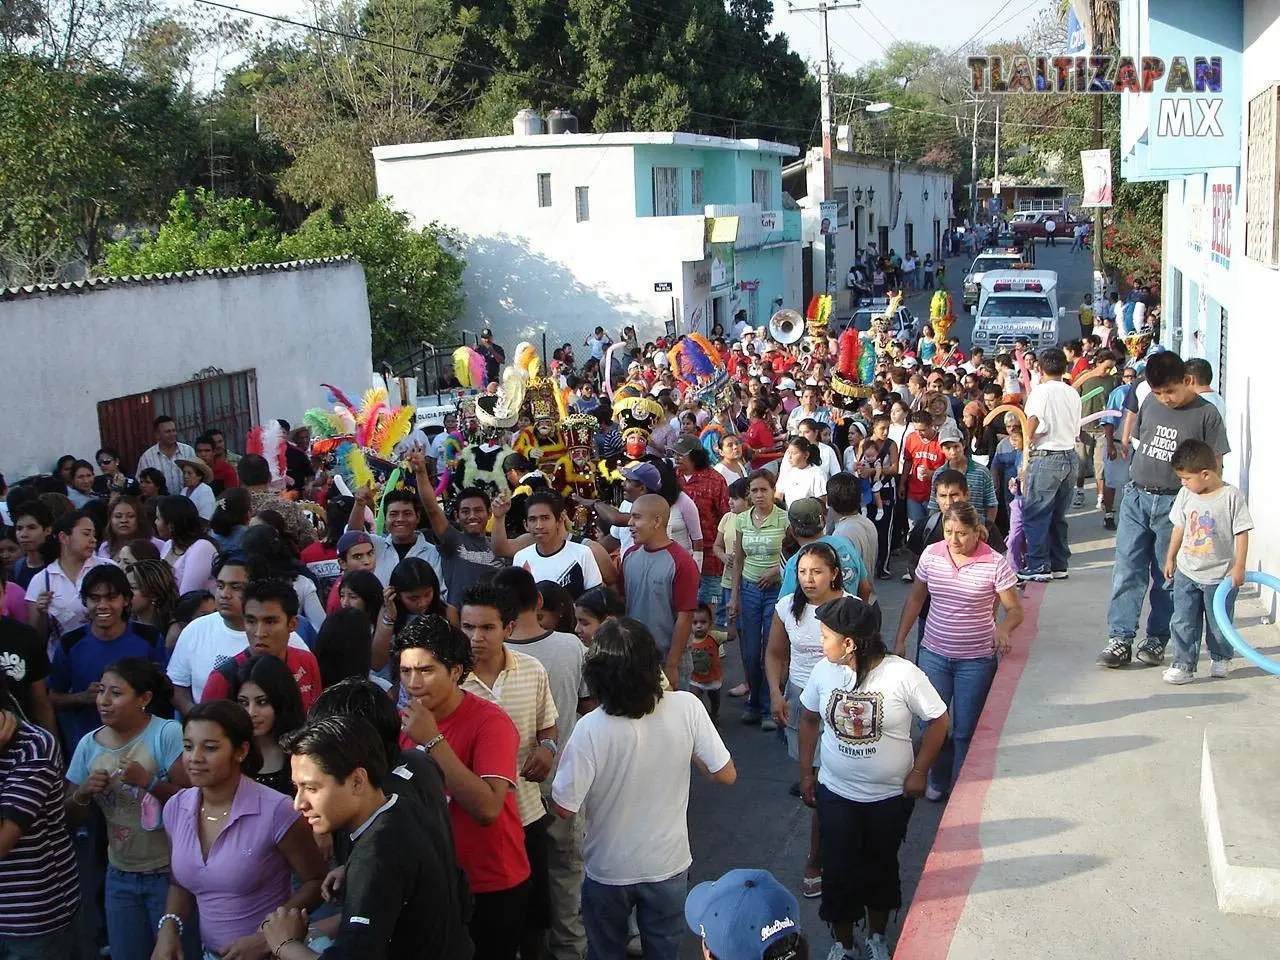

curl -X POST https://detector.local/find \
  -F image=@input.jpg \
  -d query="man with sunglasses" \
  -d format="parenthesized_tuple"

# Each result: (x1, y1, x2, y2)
(1101, 364, 1139, 530)
(90, 448, 139, 498)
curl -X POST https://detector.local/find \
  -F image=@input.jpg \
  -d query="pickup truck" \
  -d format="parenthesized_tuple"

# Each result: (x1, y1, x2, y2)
(972, 270, 1065, 352)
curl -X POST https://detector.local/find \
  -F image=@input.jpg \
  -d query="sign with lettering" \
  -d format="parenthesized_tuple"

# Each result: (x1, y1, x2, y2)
(1211, 181, 1232, 267)
(760, 210, 781, 232)
(654, 282, 673, 292)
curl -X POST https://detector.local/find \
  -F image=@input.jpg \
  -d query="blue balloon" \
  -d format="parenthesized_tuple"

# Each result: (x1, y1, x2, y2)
(1212, 574, 1280, 676)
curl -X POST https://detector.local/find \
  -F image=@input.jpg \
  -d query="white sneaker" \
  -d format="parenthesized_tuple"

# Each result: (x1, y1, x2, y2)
(627, 934, 644, 957)
(826, 943, 852, 960)
(1210, 660, 1231, 679)
(1162, 666, 1195, 685)
(864, 934, 892, 960)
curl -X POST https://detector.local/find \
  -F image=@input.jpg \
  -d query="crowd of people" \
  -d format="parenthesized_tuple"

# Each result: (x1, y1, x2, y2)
(0, 257, 1246, 960)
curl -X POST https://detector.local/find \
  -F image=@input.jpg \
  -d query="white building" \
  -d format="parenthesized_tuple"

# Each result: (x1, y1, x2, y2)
(0, 258, 372, 477)
(783, 150, 955, 304)
(372, 130, 804, 349)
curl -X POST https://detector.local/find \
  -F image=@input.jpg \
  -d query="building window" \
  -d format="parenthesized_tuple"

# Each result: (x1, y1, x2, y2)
(691, 169, 704, 208)
(751, 169, 773, 205)
(575, 186, 589, 222)
(1245, 85, 1279, 266)
(537, 173, 552, 208)
(833, 186, 849, 225)
(653, 167, 681, 216)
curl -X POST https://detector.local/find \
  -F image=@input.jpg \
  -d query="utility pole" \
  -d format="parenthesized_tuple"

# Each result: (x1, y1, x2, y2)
(788, 0, 859, 297)
(969, 100, 980, 225)
(1091, 94, 1105, 286)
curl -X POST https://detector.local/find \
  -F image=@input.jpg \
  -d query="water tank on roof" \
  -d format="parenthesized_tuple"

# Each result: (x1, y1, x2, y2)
(547, 108, 579, 135)
(513, 108, 545, 136)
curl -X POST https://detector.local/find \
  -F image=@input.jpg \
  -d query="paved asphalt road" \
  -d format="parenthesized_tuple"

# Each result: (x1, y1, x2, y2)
(679, 240, 1098, 958)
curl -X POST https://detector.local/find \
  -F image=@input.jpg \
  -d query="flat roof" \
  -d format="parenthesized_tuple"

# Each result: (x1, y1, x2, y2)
(373, 131, 801, 162)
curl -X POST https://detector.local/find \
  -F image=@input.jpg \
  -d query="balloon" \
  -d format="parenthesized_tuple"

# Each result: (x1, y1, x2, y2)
(1080, 386, 1106, 404)
(1079, 410, 1123, 428)
(1213, 574, 1280, 676)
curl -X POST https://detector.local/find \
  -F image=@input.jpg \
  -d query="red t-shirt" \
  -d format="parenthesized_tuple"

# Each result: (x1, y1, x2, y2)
(743, 419, 777, 468)
(1068, 357, 1089, 383)
(200, 647, 323, 712)
(401, 692, 530, 894)
(299, 542, 338, 565)
(903, 431, 944, 503)
(324, 578, 342, 613)
(210, 460, 239, 492)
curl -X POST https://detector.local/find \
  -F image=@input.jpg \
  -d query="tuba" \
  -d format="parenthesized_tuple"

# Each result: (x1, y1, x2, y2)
(768, 308, 805, 345)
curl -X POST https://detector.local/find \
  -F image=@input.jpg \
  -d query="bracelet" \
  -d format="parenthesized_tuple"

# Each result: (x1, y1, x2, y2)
(422, 733, 445, 753)
(158, 913, 184, 936)
(381, 614, 396, 627)
(274, 937, 301, 958)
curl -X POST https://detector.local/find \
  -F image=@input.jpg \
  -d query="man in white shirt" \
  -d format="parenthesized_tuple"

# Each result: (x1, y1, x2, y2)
(730, 310, 750, 341)
(166, 555, 307, 711)
(551, 617, 734, 960)
(1018, 347, 1082, 582)
(349, 459, 446, 591)
(513, 489, 602, 600)
(135, 415, 195, 493)
(584, 326, 611, 361)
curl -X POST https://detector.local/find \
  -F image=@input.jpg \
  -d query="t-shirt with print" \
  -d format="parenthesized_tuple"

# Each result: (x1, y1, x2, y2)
(0, 617, 48, 722)
(619, 542, 700, 656)
(833, 515, 879, 576)
(688, 632, 723, 690)
(735, 507, 790, 583)
(800, 655, 946, 803)
(902, 432, 944, 503)
(513, 540, 602, 600)
(1129, 394, 1228, 490)
(717, 512, 741, 589)
(431, 524, 504, 610)
(50, 623, 166, 748)
(67, 715, 183, 871)
(200, 647, 322, 712)
(1171, 483, 1253, 584)
(777, 535, 869, 601)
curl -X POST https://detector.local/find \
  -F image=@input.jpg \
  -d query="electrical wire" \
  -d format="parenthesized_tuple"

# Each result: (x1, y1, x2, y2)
(836, 91, 1097, 133)
(860, 2, 901, 47)
(947, 0, 1024, 57)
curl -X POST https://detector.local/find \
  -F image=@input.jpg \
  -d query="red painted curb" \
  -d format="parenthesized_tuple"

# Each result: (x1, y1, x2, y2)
(894, 583, 1047, 960)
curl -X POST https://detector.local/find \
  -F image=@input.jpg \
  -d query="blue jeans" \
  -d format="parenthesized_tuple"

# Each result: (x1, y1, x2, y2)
(1107, 484, 1176, 643)
(738, 580, 779, 718)
(104, 866, 170, 960)
(906, 498, 928, 529)
(0, 909, 81, 960)
(1020, 451, 1075, 573)
(581, 872, 687, 960)
(1169, 573, 1236, 671)
(917, 647, 997, 795)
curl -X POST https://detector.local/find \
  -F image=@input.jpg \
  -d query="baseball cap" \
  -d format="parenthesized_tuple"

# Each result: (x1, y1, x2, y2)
(673, 436, 701, 458)
(621, 462, 662, 492)
(685, 869, 801, 960)
(336, 530, 373, 558)
(778, 378, 797, 391)
(787, 498, 825, 538)
(481, 328, 493, 339)
(937, 422, 965, 446)
(902, 356, 919, 368)
(814, 595, 882, 638)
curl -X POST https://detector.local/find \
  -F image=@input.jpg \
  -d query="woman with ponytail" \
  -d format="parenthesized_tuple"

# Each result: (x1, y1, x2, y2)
(797, 595, 949, 960)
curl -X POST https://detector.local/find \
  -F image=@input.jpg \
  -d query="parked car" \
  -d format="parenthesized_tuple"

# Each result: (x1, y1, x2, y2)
(1011, 210, 1080, 240)
(833, 300, 919, 341)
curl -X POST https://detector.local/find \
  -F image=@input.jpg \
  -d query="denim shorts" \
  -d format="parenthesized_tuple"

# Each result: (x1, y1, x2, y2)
(698, 574, 722, 607)
(784, 679, 820, 767)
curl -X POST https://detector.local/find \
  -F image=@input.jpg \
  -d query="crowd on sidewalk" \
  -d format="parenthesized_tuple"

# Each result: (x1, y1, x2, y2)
(0, 266, 1247, 960)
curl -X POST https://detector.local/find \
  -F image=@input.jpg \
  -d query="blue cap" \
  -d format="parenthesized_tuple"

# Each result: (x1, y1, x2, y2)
(621, 461, 662, 493)
(685, 869, 801, 960)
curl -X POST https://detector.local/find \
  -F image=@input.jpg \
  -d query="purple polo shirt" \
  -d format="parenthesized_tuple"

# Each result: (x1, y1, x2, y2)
(163, 776, 299, 952)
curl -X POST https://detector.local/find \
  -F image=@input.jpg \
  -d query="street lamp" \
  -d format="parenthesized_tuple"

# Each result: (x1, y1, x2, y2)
(923, 190, 929, 202)
(854, 186, 863, 203)
(868, 187, 875, 203)
(865, 102, 893, 113)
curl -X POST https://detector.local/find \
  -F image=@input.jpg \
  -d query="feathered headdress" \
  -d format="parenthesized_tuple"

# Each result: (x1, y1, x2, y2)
(247, 420, 289, 491)
(831, 326, 870, 407)
(452, 346, 487, 389)
(476, 363, 528, 431)
(670, 334, 729, 411)
(515, 341, 541, 380)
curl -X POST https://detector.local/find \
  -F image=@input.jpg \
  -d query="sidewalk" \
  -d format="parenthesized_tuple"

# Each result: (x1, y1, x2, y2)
(895, 509, 1280, 959)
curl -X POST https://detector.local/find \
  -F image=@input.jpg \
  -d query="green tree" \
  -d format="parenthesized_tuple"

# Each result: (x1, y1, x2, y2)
(100, 188, 465, 362)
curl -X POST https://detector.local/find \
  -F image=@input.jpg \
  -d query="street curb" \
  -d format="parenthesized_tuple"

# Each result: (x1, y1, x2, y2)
(893, 583, 1047, 960)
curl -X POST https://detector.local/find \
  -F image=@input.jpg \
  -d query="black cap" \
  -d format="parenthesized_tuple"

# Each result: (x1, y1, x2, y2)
(814, 596, 881, 639)
(481, 328, 493, 339)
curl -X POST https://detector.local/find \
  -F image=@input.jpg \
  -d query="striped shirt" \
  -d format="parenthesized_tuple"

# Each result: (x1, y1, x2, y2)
(915, 541, 1018, 659)
(463, 648, 558, 826)
(0, 721, 80, 936)
(927, 459, 998, 514)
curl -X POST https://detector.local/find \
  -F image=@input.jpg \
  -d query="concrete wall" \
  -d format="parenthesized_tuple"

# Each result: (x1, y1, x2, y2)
(0, 261, 371, 478)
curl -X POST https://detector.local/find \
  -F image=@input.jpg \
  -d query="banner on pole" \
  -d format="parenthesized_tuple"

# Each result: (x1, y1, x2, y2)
(1080, 149, 1113, 207)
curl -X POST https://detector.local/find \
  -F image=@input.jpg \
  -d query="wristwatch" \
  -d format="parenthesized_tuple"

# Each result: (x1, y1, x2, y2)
(538, 738, 558, 756)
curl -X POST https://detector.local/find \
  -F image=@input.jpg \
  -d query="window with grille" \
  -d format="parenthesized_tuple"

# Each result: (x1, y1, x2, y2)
(653, 167, 681, 216)
(691, 169, 704, 207)
(1219, 307, 1229, 400)
(575, 186, 589, 222)
(752, 169, 773, 205)
(833, 186, 849, 225)
(537, 173, 552, 208)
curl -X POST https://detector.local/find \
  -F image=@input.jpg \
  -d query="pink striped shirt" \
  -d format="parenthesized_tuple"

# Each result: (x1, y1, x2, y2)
(916, 540, 1017, 658)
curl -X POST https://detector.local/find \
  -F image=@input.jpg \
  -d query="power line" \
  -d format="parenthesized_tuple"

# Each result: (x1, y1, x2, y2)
(947, 0, 1022, 57)
(835, 91, 1097, 133)
(860, 3, 901, 47)
(194, 0, 823, 139)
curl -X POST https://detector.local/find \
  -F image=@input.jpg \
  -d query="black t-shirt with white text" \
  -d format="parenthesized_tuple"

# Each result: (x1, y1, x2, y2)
(0, 616, 49, 721)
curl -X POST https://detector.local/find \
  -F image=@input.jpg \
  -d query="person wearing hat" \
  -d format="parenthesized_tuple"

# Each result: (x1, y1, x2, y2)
(798, 596, 949, 960)
(776, 378, 799, 415)
(477, 327, 506, 382)
(323, 529, 378, 612)
(685, 869, 808, 960)
(926, 423, 997, 525)
(177, 457, 217, 521)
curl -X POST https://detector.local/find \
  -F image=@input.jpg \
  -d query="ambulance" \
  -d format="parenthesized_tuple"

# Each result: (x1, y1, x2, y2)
(972, 270, 1064, 352)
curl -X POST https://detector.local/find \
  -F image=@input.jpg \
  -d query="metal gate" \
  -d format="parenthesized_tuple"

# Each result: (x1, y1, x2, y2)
(97, 369, 259, 473)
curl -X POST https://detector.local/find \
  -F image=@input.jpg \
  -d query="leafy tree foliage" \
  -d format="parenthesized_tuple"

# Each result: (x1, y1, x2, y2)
(100, 189, 465, 362)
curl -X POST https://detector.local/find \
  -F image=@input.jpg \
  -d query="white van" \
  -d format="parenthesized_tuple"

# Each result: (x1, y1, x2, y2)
(972, 270, 1065, 352)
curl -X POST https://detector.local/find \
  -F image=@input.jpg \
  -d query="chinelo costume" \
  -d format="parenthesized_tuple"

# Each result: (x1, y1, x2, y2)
(551, 413, 601, 531)
(512, 342, 568, 474)
(457, 362, 526, 501)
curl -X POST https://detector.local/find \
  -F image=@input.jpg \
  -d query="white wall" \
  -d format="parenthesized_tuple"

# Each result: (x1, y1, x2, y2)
(375, 143, 706, 347)
(0, 261, 371, 478)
